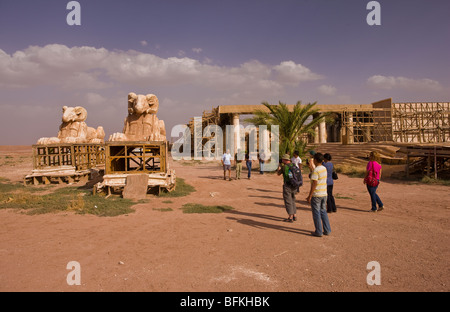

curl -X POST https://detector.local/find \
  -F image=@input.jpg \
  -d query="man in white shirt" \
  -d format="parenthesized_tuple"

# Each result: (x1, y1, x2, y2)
(222, 149, 232, 181)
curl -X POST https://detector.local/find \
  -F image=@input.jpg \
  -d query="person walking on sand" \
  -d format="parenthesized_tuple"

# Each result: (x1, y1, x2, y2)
(222, 149, 232, 181)
(245, 152, 252, 179)
(277, 154, 298, 223)
(235, 149, 244, 180)
(306, 152, 331, 237)
(323, 153, 337, 213)
(364, 151, 384, 212)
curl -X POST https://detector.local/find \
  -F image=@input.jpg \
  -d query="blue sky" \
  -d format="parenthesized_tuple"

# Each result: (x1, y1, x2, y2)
(1, 0, 449, 144)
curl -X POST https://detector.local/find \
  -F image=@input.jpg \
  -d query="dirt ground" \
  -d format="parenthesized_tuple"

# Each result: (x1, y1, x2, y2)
(0, 145, 449, 292)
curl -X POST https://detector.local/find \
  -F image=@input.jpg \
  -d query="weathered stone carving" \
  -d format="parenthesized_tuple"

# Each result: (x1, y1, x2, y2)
(37, 106, 105, 145)
(109, 92, 166, 142)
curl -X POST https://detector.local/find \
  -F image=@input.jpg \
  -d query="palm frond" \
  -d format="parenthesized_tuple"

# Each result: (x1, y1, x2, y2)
(245, 100, 330, 156)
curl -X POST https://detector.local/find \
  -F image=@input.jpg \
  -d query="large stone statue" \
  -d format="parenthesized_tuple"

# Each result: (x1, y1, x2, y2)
(109, 92, 166, 142)
(37, 106, 105, 145)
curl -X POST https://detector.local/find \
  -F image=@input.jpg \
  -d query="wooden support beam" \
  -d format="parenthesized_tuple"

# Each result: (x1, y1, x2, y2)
(434, 146, 438, 179)
(406, 152, 410, 178)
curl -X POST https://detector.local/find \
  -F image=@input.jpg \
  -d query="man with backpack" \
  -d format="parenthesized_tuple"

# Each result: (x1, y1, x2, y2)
(277, 154, 303, 223)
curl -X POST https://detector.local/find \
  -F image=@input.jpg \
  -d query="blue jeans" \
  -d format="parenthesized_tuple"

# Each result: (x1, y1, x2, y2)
(366, 184, 383, 211)
(311, 196, 331, 236)
(246, 161, 252, 178)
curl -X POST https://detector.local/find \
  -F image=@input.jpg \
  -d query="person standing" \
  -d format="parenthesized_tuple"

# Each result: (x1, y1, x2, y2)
(291, 150, 302, 170)
(235, 149, 244, 180)
(222, 149, 232, 181)
(291, 150, 302, 193)
(277, 154, 297, 222)
(307, 150, 316, 179)
(323, 153, 337, 213)
(306, 153, 331, 237)
(364, 151, 384, 212)
(258, 150, 265, 174)
(245, 152, 252, 179)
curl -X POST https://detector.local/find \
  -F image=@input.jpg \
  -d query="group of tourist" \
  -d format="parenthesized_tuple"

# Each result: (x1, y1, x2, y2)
(221, 149, 266, 181)
(277, 150, 333, 237)
(221, 148, 384, 237)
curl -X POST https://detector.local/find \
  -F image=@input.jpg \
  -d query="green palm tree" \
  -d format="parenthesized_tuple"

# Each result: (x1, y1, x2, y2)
(245, 101, 331, 157)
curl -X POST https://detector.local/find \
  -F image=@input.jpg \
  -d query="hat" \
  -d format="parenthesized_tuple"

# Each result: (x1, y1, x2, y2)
(309, 150, 316, 155)
(282, 154, 290, 160)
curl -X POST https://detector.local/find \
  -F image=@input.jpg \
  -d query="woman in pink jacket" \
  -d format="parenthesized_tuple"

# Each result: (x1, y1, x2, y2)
(363, 151, 384, 212)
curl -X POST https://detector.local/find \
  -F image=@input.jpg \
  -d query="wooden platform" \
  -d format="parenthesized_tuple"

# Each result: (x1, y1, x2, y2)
(401, 144, 450, 178)
(24, 143, 106, 186)
(309, 142, 404, 167)
(24, 167, 91, 185)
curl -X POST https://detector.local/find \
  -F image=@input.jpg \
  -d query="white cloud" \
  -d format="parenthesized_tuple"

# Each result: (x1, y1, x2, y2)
(140, 40, 148, 47)
(273, 61, 323, 85)
(103, 51, 201, 85)
(0, 44, 109, 89)
(203, 57, 213, 65)
(0, 44, 323, 95)
(62, 72, 111, 90)
(85, 92, 107, 106)
(318, 84, 337, 96)
(367, 75, 443, 91)
(192, 48, 202, 54)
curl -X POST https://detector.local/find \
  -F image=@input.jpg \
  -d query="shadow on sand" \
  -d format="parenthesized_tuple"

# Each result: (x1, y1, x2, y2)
(224, 210, 313, 236)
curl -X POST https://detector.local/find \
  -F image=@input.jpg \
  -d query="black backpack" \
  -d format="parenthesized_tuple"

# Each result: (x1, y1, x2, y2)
(287, 164, 303, 188)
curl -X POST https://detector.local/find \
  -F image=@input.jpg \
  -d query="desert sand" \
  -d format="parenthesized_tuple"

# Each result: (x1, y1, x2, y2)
(0, 145, 449, 292)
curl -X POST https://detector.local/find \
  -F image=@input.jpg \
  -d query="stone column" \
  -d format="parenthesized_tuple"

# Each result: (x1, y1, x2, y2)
(314, 126, 319, 144)
(364, 126, 372, 142)
(233, 114, 240, 155)
(319, 121, 327, 143)
(348, 114, 354, 144)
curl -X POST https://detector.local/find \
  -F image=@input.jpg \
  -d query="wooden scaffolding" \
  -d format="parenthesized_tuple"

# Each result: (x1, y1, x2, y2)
(392, 102, 450, 143)
(105, 141, 167, 174)
(96, 141, 176, 195)
(24, 143, 105, 185)
(341, 107, 393, 144)
(188, 107, 221, 155)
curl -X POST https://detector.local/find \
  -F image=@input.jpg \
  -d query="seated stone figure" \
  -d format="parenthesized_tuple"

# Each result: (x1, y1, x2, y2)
(109, 92, 166, 142)
(37, 106, 105, 145)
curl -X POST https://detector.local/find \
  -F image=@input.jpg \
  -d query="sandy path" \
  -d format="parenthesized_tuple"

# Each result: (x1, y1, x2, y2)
(0, 146, 449, 292)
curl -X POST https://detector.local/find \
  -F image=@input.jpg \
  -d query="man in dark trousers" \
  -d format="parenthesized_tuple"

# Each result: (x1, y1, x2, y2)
(277, 154, 297, 223)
